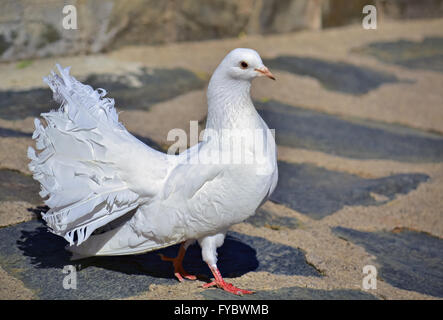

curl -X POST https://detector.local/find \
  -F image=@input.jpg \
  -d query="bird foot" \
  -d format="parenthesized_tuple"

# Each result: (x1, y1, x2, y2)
(204, 265, 254, 295)
(159, 253, 196, 282)
(203, 280, 254, 296)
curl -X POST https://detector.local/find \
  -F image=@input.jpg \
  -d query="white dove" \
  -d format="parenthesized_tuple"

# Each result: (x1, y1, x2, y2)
(28, 48, 278, 295)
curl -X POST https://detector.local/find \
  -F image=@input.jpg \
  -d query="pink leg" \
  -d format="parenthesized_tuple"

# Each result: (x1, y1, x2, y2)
(159, 242, 196, 282)
(203, 264, 254, 295)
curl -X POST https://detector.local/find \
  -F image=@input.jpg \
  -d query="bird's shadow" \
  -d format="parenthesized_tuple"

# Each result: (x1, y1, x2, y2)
(16, 214, 259, 282)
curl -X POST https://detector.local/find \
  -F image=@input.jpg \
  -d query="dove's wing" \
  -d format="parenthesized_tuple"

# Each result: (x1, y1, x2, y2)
(147, 140, 275, 239)
(163, 151, 224, 201)
(28, 65, 173, 245)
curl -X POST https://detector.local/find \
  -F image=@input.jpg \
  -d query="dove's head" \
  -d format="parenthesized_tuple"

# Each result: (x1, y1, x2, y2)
(218, 48, 275, 82)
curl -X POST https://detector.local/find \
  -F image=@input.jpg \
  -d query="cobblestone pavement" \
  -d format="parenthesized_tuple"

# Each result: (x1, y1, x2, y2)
(0, 19, 442, 300)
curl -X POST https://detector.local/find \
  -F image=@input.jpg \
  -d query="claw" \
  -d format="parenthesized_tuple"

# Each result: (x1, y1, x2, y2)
(159, 243, 196, 282)
(203, 280, 254, 295)
(203, 264, 254, 295)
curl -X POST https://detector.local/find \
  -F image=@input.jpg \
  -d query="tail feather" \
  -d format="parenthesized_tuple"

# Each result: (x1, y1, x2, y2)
(28, 64, 142, 246)
(67, 223, 180, 258)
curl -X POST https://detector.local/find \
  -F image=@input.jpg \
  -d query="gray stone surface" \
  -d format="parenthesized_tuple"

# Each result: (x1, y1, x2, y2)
(83, 67, 205, 111)
(333, 227, 443, 298)
(0, 127, 31, 138)
(270, 161, 429, 219)
(353, 37, 443, 73)
(0, 219, 319, 299)
(244, 208, 299, 230)
(201, 285, 378, 300)
(257, 100, 443, 163)
(0, 67, 205, 120)
(0, 169, 41, 204)
(0, 87, 54, 121)
(263, 56, 401, 95)
(130, 134, 163, 152)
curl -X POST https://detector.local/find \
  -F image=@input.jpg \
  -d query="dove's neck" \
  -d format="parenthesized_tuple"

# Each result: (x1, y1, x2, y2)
(206, 73, 257, 131)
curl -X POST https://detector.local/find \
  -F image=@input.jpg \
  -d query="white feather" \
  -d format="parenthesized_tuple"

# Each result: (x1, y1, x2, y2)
(29, 64, 173, 245)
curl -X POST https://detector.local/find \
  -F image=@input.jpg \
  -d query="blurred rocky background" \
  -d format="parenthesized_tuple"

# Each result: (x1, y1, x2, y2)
(1, 0, 443, 62)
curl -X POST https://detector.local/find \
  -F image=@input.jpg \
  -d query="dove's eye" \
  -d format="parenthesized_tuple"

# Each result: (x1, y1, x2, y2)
(240, 61, 248, 69)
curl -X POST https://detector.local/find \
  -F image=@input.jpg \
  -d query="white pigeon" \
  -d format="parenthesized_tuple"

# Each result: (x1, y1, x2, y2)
(28, 48, 278, 295)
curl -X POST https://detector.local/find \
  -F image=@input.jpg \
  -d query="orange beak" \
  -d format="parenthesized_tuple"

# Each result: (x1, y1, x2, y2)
(255, 66, 276, 80)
